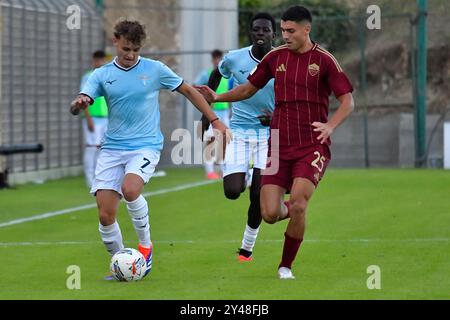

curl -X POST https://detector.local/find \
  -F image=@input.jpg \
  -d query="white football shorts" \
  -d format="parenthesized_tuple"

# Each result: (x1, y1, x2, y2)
(90, 148, 160, 196)
(222, 133, 268, 177)
(82, 117, 108, 147)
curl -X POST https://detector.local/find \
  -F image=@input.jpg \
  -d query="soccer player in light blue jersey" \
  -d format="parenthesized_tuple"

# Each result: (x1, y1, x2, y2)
(79, 50, 109, 189)
(194, 49, 231, 180)
(197, 13, 276, 262)
(70, 20, 230, 279)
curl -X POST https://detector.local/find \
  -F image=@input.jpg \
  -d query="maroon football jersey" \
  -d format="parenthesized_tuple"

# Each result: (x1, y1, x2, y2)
(248, 43, 353, 147)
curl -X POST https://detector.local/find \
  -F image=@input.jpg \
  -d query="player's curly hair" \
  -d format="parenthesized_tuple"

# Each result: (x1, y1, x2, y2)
(113, 19, 147, 46)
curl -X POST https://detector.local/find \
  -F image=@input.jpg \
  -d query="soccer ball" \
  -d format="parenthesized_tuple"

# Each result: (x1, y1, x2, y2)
(110, 248, 147, 282)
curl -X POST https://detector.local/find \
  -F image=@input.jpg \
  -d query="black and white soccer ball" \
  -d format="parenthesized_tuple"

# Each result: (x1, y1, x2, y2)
(110, 248, 146, 282)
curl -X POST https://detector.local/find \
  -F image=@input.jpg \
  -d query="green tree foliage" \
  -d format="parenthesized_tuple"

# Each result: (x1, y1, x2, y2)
(238, 0, 265, 47)
(239, 0, 351, 52)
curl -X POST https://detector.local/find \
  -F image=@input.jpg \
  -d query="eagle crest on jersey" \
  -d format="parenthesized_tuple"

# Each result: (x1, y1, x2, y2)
(139, 75, 149, 85)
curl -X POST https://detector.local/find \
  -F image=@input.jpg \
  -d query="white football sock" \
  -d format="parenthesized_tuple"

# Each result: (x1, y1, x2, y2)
(98, 221, 124, 256)
(241, 224, 260, 252)
(218, 163, 225, 176)
(204, 159, 214, 174)
(126, 195, 151, 248)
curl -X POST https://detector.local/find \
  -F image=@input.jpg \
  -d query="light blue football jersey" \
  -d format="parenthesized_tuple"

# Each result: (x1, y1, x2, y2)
(219, 46, 275, 138)
(80, 71, 90, 90)
(80, 57, 183, 151)
(193, 69, 210, 86)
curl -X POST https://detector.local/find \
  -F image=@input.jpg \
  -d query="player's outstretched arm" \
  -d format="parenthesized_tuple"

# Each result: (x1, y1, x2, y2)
(312, 93, 354, 144)
(70, 94, 92, 115)
(177, 82, 220, 122)
(194, 81, 258, 104)
(177, 82, 232, 144)
(196, 68, 224, 140)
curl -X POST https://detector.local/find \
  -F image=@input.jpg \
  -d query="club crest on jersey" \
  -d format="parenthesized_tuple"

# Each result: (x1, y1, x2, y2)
(308, 63, 320, 76)
(139, 75, 149, 85)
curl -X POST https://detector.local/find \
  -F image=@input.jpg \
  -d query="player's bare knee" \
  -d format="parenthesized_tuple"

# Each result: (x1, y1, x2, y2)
(224, 189, 241, 200)
(121, 185, 140, 202)
(98, 211, 115, 226)
(261, 207, 278, 224)
(262, 213, 278, 224)
(290, 200, 308, 217)
(223, 175, 246, 200)
(224, 185, 243, 200)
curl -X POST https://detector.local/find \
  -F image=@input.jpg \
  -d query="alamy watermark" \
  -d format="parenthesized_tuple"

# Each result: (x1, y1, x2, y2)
(366, 265, 381, 290)
(366, 5, 381, 30)
(66, 265, 81, 290)
(170, 122, 280, 175)
(66, 5, 81, 30)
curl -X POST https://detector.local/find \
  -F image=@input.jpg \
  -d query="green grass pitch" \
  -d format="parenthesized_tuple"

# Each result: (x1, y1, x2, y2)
(0, 168, 449, 299)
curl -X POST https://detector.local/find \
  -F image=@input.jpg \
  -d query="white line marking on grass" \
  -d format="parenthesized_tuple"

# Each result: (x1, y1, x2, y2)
(0, 238, 449, 247)
(0, 241, 96, 246)
(0, 180, 218, 228)
(304, 238, 450, 243)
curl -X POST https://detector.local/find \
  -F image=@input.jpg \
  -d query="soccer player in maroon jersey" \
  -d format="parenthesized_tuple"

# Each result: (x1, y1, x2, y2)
(196, 5, 354, 279)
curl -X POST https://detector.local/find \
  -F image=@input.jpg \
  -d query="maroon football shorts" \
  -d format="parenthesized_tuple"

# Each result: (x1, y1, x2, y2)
(261, 144, 331, 191)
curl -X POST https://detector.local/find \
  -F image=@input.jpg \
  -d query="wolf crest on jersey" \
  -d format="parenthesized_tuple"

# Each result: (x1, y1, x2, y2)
(308, 63, 320, 76)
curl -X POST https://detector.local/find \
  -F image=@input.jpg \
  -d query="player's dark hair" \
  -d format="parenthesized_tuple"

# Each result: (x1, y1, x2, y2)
(281, 5, 312, 24)
(250, 12, 276, 33)
(92, 50, 106, 59)
(211, 49, 223, 59)
(113, 20, 147, 46)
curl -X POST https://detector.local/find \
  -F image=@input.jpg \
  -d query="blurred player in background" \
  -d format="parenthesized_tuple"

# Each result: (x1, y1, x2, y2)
(80, 50, 109, 188)
(195, 49, 231, 179)
(198, 13, 276, 262)
(71, 19, 230, 279)
(196, 6, 354, 279)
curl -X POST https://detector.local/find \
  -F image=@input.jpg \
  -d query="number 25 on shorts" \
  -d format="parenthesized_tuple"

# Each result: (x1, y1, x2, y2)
(311, 151, 326, 172)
